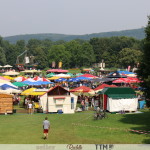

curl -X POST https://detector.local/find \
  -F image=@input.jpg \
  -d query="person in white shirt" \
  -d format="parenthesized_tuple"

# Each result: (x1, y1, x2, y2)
(43, 117, 50, 139)
(28, 102, 33, 114)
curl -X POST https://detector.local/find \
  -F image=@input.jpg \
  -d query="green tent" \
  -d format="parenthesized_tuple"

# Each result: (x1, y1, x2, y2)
(76, 73, 83, 76)
(66, 72, 74, 77)
(12, 82, 28, 87)
(98, 87, 136, 99)
(46, 73, 56, 78)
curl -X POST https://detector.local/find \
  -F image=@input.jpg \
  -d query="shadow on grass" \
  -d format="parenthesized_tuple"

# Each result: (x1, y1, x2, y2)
(119, 111, 150, 144)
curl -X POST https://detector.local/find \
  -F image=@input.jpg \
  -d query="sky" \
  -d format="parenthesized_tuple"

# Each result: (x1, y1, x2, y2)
(0, 0, 150, 37)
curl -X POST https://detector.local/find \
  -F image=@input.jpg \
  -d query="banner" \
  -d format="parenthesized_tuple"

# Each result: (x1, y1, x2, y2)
(58, 62, 62, 68)
(52, 61, 56, 68)
(25, 57, 30, 64)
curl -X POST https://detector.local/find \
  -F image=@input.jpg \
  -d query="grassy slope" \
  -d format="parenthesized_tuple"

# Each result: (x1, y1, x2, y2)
(0, 111, 150, 144)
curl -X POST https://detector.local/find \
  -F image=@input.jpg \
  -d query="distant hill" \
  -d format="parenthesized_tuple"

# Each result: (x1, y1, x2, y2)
(3, 28, 145, 44)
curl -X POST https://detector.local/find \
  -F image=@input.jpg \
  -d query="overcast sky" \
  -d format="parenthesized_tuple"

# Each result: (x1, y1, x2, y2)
(0, 0, 150, 37)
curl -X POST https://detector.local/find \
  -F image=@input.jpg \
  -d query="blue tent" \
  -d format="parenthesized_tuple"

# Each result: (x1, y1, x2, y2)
(0, 84, 18, 90)
(117, 71, 135, 74)
(76, 76, 91, 80)
(55, 78, 67, 82)
(67, 78, 80, 82)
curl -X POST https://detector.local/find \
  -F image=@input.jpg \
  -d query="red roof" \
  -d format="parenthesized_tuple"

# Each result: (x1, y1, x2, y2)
(79, 74, 98, 78)
(94, 84, 117, 91)
(47, 69, 68, 73)
(70, 86, 94, 93)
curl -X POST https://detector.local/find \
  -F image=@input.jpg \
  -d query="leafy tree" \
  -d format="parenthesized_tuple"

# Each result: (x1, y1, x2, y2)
(48, 45, 71, 68)
(65, 40, 82, 68)
(118, 48, 142, 68)
(0, 47, 6, 65)
(80, 42, 95, 67)
(137, 16, 150, 104)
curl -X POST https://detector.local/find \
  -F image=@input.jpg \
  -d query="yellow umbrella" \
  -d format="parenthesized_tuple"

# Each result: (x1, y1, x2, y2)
(21, 88, 46, 96)
(3, 76, 14, 80)
(29, 91, 45, 96)
(21, 88, 36, 95)
(48, 76, 60, 80)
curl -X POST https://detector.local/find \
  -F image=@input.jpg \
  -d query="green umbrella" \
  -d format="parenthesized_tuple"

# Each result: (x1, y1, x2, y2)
(12, 82, 28, 87)
(66, 72, 74, 77)
(46, 73, 56, 78)
(76, 73, 83, 76)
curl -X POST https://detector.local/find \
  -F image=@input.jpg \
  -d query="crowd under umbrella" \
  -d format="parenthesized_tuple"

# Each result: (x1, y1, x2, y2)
(67, 78, 80, 82)
(55, 78, 67, 82)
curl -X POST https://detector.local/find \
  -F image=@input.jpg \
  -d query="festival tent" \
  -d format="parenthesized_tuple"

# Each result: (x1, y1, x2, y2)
(2, 76, 14, 80)
(70, 86, 95, 94)
(0, 84, 18, 90)
(12, 82, 28, 87)
(48, 76, 60, 80)
(3, 65, 12, 68)
(54, 73, 70, 78)
(14, 76, 27, 82)
(21, 88, 45, 96)
(46, 73, 56, 78)
(46, 69, 68, 73)
(0, 76, 10, 81)
(79, 74, 98, 78)
(98, 87, 138, 112)
(67, 78, 80, 82)
(106, 71, 127, 78)
(94, 84, 117, 92)
(75, 76, 91, 80)
(55, 78, 67, 82)
(66, 73, 74, 77)
(112, 78, 131, 83)
(3, 71, 20, 76)
(75, 73, 83, 76)
(0, 79, 10, 83)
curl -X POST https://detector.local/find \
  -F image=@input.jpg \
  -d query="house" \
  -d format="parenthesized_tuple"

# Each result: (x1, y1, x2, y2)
(98, 87, 138, 112)
(0, 94, 13, 114)
(40, 86, 77, 114)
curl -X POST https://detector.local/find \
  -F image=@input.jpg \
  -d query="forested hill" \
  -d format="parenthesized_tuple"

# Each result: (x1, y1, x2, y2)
(3, 28, 145, 44)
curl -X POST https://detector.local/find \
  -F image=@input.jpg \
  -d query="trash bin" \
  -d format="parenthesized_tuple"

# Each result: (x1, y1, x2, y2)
(13, 109, 16, 113)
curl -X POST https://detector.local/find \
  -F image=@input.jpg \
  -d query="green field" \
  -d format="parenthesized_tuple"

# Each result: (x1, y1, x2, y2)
(0, 110, 150, 144)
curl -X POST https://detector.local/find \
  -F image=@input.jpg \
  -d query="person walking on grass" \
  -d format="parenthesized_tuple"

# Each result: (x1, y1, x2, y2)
(28, 102, 33, 114)
(43, 117, 50, 139)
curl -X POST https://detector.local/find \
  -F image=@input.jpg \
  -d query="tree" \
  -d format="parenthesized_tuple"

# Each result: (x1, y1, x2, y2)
(48, 45, 71, 68)
(118, 48, 142, 68)
(137, 16, 150, 105)
(0, 47, 6, 65)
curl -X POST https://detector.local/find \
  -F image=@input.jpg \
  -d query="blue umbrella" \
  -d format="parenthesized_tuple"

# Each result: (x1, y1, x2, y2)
(0, 84, 18, 90)
(55, 78, 67, 82)
(76, 76, 91, 80)
(36, 81, 54, 85)
(68, 78, 80, 82)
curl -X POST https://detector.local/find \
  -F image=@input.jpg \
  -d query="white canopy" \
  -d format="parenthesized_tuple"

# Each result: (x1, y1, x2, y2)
(3, 65, 13, 68)
(3, 71, 20, 76)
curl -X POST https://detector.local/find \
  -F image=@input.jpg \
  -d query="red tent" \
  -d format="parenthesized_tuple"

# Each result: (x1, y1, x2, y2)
(94, 84, 117, 91)
(112, 78, 131, 83)
(70, 86, 94, 93)
(79, 74, 98, 78)
(47, 69, 68, 73)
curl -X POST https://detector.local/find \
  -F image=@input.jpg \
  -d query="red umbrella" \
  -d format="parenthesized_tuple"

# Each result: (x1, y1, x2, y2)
(79, 74, 98, 78)
(112, 78, 131, 83)
(70, 86, 94, 93)
(94, 84, 117, 91)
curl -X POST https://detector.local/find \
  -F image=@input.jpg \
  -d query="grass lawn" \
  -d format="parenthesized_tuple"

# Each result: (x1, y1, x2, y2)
(0, 110, 150, 144)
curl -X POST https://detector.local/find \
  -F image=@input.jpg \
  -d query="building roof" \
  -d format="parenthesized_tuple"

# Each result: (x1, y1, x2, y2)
(98, 87, 136, 99)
